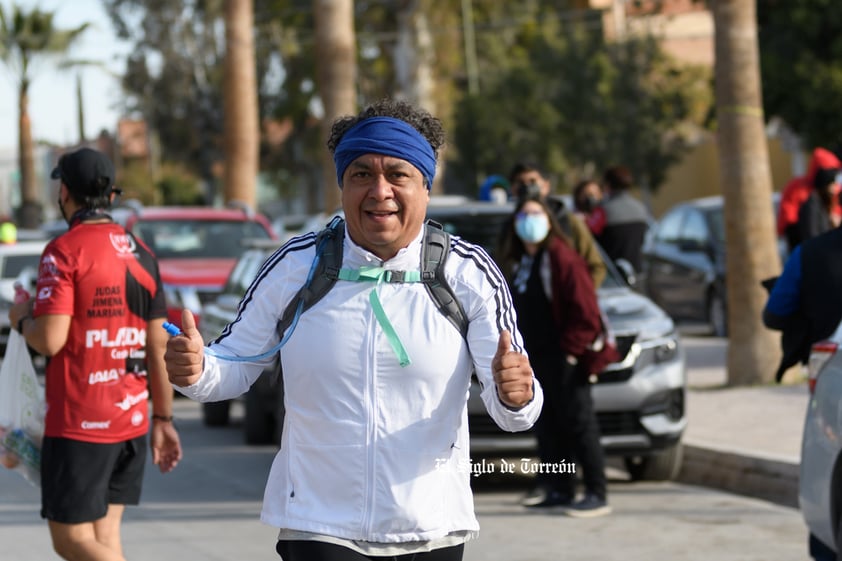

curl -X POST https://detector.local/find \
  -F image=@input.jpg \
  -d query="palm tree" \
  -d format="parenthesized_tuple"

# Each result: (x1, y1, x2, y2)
(314, 0, 357, 214)
(0, 4, 89, 228)
(223, 0, 258, 209)
(712, 0, 781, 385)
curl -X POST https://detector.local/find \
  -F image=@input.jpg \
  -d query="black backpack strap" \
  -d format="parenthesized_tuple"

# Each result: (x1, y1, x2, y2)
(276, 217, 469, 341)
(276, 217, 345, 339)
(421, 219, 469, 339)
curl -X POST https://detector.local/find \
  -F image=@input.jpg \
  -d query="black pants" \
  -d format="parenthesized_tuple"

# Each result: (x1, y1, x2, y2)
(531, 352, 607, 500)
(276, 540, 464, 561)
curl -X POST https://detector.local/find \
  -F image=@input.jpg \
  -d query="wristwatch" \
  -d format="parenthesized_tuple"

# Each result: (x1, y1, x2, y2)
(16, 315, 30, 333)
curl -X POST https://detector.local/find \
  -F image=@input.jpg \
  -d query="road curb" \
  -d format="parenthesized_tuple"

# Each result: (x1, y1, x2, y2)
(677, 442, 799, 508)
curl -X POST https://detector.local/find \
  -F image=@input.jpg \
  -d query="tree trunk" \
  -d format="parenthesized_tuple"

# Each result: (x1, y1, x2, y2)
(17, 80, 41, 228)
(712, 0, 781, 385)
(223, 0, 259, 209)
(394, 0, 445, 194)
(314, 0, 357, 215)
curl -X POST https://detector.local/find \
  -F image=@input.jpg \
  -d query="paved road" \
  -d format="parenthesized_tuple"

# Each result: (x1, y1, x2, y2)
(1, 374, 810, 561)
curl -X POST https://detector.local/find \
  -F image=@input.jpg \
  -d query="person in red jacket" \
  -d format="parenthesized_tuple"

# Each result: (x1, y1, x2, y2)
(778, 147, 842, 252)
(497, 192, 614, 517)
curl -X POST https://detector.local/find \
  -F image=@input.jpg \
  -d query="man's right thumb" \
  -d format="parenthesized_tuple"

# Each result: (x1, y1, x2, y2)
(181, 309, 197, 335)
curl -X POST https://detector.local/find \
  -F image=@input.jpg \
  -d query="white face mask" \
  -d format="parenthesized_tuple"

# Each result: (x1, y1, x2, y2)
(515, 213, 550, 243)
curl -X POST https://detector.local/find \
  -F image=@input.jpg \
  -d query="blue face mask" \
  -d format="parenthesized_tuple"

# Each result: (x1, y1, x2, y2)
(515, 213, 550, 243)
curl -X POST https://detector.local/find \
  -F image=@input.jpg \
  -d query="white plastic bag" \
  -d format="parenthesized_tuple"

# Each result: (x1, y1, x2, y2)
(0, 329, 45, 487)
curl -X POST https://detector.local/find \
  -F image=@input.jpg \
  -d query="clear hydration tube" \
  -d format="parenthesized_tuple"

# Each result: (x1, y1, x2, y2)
(162, 230, 332, 363)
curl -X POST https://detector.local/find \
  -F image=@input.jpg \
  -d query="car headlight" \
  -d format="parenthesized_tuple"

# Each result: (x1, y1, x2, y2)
(653, 338, 679, 363)
(634, 334, 680, 371)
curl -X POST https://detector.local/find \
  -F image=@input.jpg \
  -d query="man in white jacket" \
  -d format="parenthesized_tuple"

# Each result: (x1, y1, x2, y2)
(164, 99, 543, 561)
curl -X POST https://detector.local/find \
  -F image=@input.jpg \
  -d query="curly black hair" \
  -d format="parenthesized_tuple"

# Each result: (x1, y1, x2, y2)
(326, 98, 445, 159)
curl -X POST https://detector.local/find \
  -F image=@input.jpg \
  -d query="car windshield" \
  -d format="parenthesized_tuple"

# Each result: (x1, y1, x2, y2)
(705, 208, 725, 245)
(2, 254, 41, 279)
(426, 205, 626, 290)
(132, 219, 271, 259)
(701, 195, 779, 248)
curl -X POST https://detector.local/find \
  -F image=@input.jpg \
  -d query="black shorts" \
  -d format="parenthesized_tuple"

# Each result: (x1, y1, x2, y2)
(40, 435, 147, 524)
(276, 540, 464, 561)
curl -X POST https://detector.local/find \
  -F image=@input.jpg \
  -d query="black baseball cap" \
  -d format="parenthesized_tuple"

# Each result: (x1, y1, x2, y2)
(50, 148, 120, 199)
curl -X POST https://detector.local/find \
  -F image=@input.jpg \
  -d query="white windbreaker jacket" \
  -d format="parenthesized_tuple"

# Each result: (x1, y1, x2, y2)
(177, 224, 543, 543)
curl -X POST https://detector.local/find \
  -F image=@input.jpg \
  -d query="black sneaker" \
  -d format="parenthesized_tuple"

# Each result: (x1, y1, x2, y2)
(522, 489, 573, 508)
(562, 494, 612, 517)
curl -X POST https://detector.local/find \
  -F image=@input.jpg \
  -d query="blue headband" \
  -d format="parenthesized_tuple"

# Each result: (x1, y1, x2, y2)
(333, 116, 436, 189)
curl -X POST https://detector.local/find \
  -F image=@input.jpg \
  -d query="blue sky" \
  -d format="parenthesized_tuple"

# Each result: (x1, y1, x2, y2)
(0, 0, 131, 149)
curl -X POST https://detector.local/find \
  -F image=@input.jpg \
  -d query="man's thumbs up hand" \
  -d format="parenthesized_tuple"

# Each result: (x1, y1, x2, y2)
(164, 309, 206, 387)
(491, 330, 534, 408)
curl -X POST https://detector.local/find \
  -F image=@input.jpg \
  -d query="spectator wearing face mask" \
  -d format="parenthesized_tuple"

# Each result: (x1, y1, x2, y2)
(797, 166, 842, 244)
(496, 192, 614, 517)
(777, 147, 842, 253)
(572, 179, 605, 236)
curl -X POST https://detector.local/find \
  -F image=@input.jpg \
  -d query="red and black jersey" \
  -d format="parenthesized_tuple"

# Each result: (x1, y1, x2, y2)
(32, 220, 166, 443)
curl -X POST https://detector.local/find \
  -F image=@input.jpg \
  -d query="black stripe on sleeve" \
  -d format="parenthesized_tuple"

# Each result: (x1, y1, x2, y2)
(450, 238, 524, 354)
(212, 233, 317, 344)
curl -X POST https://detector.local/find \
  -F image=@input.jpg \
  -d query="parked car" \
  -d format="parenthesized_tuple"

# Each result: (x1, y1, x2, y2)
(640, 194, 784, 337)
(112, 201, 277, 330)
(198, 239, 285, 444)
(427, 198, 687, 481)
(799, 319, 842, 560)
(0, 239, 48, 356)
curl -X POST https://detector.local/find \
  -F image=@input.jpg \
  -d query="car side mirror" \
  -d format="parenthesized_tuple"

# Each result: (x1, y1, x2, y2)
(614, 258, 637, 288)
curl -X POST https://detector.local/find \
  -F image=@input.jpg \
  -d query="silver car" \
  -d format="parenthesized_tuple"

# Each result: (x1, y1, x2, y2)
(799, 318, 842, 560)
(427, 199, 687, 481)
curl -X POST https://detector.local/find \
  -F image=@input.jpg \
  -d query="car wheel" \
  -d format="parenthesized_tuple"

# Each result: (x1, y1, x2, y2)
(808, 531, 835, 561)
(836, 517, 842, 561)
(202, 400, 231, 427)
(707, 290, 727, 338)
(244, 387, 275, 445)
(624, 442, 684, 481)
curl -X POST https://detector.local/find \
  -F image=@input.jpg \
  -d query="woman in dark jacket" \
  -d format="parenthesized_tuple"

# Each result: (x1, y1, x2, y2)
(798, 167, 842, 244)
(497, 193, 613, 517)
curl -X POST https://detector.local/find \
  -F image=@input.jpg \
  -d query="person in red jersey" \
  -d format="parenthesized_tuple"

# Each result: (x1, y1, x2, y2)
(8, 147, 182, 561)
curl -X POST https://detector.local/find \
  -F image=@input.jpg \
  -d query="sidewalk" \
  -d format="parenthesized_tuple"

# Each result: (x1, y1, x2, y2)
(678, 335, 808, 508)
